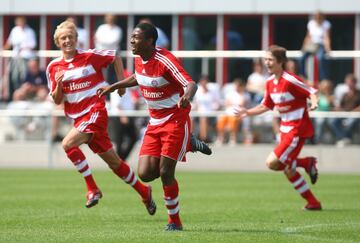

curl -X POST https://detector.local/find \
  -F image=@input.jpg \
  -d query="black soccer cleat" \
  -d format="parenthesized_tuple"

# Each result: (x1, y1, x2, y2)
(190, 133, 212, 155)
(142, 185, 157, 216)
(305, 157, 318, 185)
(165, 223, 183, 231)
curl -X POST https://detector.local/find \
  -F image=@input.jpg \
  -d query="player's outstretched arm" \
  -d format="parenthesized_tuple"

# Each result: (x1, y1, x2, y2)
(309, 93, 319, 111)
(234, 104, 269, 118)
(113, 51, 126, 96)
(97, 74, 138, 97)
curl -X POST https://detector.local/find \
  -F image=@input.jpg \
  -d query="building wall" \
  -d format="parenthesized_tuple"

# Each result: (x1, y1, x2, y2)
(1, 0, 360, 15)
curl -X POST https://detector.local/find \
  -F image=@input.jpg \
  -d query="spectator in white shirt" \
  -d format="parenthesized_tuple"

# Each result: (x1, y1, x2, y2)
(4, 16, 37, 100)
(192, 75, 221, 142)
(94, 14, 122, 50)
(246, 58, 268, 105)
(94, 14, 123, 84)
(300, 12, 331, 81)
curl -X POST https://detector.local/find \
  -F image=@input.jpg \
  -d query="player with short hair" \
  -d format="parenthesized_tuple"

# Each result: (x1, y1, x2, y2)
(46, 20, 156, 215)
(234, 45, 322, 210)
(97, 22, 212, 231)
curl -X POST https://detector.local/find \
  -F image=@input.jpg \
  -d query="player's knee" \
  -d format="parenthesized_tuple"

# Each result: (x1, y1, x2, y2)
(266, 159, 281, 171)
(138, 170, 158, 182)
(62, 139, 71, 151)
(138, 167, 159, 182)
(284, 166, 296, 177)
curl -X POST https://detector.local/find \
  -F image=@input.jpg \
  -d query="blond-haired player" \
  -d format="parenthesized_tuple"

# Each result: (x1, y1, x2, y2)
(46, 20, 156, 214)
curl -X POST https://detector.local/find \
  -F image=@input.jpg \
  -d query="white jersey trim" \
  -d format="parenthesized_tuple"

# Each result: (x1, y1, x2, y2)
(283, 72, 317, 94)
(146, 93, 180, 110)
(65, 81, 108, 103)
(270, 92, 295, 104)
(136, 73, 170, 87)
(279, 136, 299, 163)
(68, 104, 95, 119)
(280, 107, 305, 122)
(155, 53, 189, 87)
(279, 125, 294, 133)
(62, 64, 96, 82)
(149, 113, 173, 126)
(177, 121, 189, 161)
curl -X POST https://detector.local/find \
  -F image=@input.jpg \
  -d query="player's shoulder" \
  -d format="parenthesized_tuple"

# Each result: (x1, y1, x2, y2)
(282, 71, 303, 83)
(154, 47, 179, 67)
(155, 47, 175, 59)
(80, 49, 116, 57)
(265, 74, 275, 83)
(46, 56, 63, 71)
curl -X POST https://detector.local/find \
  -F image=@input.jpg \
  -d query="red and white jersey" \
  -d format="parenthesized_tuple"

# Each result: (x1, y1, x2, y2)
(134, 47, 194, 125)
(261, 71, 317, 137)
(46, 49, 115, 119)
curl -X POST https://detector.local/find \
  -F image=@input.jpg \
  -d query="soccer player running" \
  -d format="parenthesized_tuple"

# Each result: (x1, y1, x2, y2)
(234, 45, 322, 210)
(46, 20, 157, 214)
(97, 22, 211, 231)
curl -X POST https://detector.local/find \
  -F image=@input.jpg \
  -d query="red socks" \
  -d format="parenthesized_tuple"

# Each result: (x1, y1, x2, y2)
(287, 171, 318, 204)
(296, 157, 311, 169)
(66, 147, 98, 192)
(113, 161, 149, 200)
(163, 180, 182, 227)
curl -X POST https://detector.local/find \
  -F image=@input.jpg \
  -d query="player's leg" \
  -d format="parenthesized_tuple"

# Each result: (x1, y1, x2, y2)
(296, 156, 318, 184)
(160, 156, 183, 231)
(97, 148, 156, 214)
(138, 155, 160, 182)
(62, 127, 100, 208)
(273, 135, 321, 210)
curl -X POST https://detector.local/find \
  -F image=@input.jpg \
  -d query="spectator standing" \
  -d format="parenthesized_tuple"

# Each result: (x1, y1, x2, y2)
(94, 14, 123, 83)
(192, 75, 221, 143)
(4, 16, 37, 100)
(300, 12, 331, 81)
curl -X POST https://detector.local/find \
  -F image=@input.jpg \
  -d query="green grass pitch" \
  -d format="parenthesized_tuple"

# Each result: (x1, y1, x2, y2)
(0, 169, 359, 242)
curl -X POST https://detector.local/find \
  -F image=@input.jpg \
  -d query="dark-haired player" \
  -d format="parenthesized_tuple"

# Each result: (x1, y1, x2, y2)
(98, 22, 212, 231)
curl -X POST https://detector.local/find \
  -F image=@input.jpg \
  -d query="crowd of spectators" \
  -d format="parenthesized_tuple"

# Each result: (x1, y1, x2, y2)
(0, 15, 359, 147)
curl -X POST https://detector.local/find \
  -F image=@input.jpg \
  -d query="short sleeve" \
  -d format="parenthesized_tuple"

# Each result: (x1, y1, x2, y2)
(89, 49, 116, 70)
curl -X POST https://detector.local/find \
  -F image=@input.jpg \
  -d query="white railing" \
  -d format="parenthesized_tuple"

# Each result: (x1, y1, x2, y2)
(2, 50, 360, 59)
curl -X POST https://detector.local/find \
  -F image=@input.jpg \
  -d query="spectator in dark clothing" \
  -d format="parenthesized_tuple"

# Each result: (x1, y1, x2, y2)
(329, 74, 360, 146)
(12, 58, 48, 101)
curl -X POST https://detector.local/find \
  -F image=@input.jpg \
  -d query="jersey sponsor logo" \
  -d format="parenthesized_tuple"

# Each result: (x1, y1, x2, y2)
(82, 69, 89, 76)
(143, 89, 164, 99)
(69, 81, 91, 91)
(151, 80, 159, 87)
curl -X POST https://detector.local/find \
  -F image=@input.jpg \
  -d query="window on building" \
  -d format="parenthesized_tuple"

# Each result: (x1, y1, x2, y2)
(135, 15, 172, 50)
(327, 15, 355, 83)
(180, 15, 217, 82)
(226, 16, 262, 83)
